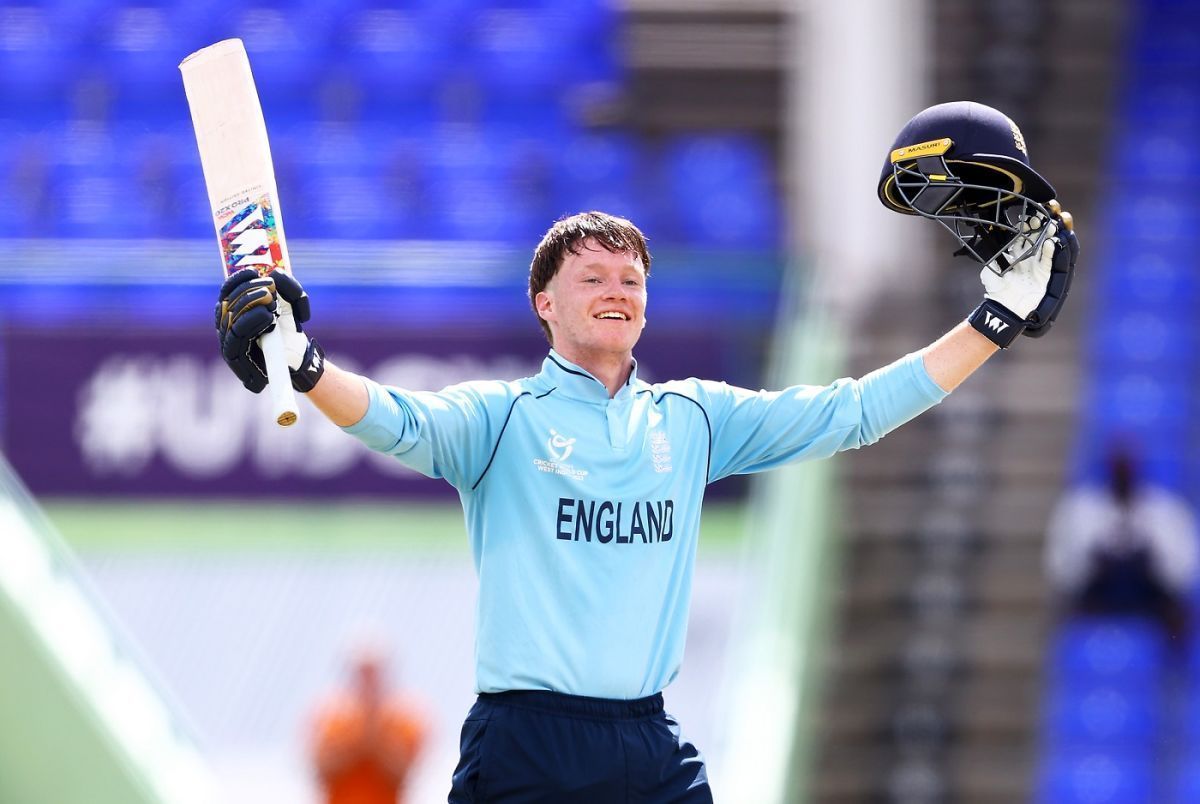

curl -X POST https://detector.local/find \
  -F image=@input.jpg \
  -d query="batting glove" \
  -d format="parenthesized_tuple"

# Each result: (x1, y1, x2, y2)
(1023, 208, 1078, 339)
(215, 268, 326, 393)
(968, 211, 1077, 347)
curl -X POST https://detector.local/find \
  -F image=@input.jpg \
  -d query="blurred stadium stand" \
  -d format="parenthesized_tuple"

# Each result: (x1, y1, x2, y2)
(812, 1, 1128, 802)
(0, 0, 788, 502)
(0, 0, 782, 249)
(1032, 2, 1200, 802)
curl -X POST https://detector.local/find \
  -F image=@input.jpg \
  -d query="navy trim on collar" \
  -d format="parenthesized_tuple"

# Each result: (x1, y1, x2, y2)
(539, 350, 641, 401)
(547, 354, 592, 380)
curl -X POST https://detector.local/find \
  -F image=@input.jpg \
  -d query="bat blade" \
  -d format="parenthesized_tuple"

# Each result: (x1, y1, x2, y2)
(180, 38, 299, 427)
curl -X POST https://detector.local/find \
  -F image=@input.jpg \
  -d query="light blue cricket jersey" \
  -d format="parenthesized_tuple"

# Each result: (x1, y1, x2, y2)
(343, 349, 948, 699)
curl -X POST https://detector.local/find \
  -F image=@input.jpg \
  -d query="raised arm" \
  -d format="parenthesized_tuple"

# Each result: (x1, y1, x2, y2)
(876, 102, 1079, 396)
(921, 321, 997, 393)
(214, 270, 507, 487)
(306, 363, 369, 427)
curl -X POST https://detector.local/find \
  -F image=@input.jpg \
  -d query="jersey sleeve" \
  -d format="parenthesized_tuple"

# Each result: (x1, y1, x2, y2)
(340, 377, 514, 489)
(699, 350, 948, 482)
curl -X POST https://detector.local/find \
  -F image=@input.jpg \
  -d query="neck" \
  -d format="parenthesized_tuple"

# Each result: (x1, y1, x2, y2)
(554, 346, 633, 398)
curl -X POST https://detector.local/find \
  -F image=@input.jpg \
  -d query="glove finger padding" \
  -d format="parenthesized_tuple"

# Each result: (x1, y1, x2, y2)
(269, 270, 312, 327)
(222, 279, 275, 329)
(215, 270, 276, 334)
(1022, 223, 1079, 339)
(217, 267, 263, 300)
(214, 268, 280, 394)
(216, 321, 269, 393)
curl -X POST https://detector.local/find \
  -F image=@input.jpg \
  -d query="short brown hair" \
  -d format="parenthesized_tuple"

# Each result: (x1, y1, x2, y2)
(528, 211, 652, 345)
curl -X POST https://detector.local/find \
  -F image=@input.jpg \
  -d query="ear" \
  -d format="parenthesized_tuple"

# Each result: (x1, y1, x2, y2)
(535, 290, 555, 324)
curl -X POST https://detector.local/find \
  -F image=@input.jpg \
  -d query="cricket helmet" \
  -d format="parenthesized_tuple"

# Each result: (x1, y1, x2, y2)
(878, 101, 1057, 272)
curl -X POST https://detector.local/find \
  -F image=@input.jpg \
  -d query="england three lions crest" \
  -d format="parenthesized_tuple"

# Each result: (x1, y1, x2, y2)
(650, 431, 672, 474)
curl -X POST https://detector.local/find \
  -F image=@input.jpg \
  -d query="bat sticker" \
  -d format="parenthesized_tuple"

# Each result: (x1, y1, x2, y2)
(218, 195, 285, 276)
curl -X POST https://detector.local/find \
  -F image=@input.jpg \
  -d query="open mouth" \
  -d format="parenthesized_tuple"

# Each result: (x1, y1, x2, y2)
(595, 312, 629, 321)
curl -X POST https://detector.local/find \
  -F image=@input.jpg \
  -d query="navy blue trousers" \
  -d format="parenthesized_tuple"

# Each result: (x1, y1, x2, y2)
(448, 690, 713, 803)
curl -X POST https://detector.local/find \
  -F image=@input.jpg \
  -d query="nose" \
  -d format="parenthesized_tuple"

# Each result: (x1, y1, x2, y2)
(602, 278, 627, 298)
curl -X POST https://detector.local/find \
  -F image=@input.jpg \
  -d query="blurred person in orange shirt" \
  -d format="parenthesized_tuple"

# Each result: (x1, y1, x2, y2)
(310, 644, 429, 804)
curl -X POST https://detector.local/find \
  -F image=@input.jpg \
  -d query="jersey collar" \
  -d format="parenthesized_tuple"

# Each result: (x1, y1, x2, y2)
(541, 350, 641, 402)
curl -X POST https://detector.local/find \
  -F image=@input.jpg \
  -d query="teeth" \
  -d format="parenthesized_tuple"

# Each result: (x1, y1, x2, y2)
(597, 312, 627, 320)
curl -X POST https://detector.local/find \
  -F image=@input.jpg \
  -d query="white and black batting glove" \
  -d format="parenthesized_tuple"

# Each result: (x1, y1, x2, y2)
(968, 211, 1079, 348)
(269, 271, 326, 393)
(215, 268, 326, 393)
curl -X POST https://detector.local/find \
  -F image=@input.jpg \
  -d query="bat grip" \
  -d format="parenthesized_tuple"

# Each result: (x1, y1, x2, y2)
(260, 326, 299, 426)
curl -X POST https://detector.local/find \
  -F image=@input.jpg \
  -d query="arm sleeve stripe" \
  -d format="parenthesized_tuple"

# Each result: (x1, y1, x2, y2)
(470, 391, 533, 491)
(649, 390, 713, 484)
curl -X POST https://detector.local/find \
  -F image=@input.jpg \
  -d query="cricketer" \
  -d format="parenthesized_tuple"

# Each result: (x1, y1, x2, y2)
(213, 101, 1078, 802)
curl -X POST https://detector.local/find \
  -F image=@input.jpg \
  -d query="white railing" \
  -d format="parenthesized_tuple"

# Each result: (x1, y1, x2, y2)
(0, 452, 220, 804)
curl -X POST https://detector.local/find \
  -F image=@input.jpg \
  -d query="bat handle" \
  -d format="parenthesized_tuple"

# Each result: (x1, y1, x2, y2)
(260, 326, 299, 426)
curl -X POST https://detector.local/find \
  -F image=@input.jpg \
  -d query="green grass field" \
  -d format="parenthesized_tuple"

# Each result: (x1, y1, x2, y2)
(41, 500, 748, 554)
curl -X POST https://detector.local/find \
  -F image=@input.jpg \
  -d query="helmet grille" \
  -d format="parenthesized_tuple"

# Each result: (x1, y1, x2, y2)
(891, 155, 1052, 271)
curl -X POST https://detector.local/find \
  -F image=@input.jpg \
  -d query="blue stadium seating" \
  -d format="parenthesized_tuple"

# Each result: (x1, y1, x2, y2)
(0, 132, 53, 237)
(466, 1, 619, 97)
(1112, 134, 1200, 181)
(1121, 83, 1200, 132)
(1082, 374, 1192, 436)
(1049, 618, 1169, 683)
(1037, 750, 1157, 804)
(1167, 759, 1200, 804)
(1108, 193, 1200, 244)
(426, 176, 546, 242)
(659, 134, 781, 248)
(662, 134, 772, 196)
(550, 132, 646, 223)
(1130, 29, 1200, 81)
(1093, 247, 1200, 310)
(51, 162, 139, 239)
(1044, 682, 1163, 747)
(1087, 309, 1199, 369)
(0, 0, 783, 248)
(335, 8, 460, 116)
(233, 15, 334, 116)
(291, 166, 395, 241)
(83, 4, 216, 119)
(553, 132, 638, 189)
(1047, 6, 1200, 797)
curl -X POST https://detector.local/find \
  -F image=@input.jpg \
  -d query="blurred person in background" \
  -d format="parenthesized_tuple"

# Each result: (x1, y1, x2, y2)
(309, 642, 429, 804)
(1045, 444, 1198, 642)
(216, 122, 1076, 803)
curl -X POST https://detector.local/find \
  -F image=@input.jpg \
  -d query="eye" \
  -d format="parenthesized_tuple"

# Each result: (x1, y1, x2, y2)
(584, 277, 601, 284)
(623, 279, 642, 287)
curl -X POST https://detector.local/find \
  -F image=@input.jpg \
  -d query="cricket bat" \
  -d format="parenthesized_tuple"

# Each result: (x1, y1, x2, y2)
(180, 38, 299, 427)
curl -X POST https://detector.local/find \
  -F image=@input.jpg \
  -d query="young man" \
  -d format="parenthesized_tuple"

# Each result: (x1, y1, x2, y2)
(217, 175, 1075, 800)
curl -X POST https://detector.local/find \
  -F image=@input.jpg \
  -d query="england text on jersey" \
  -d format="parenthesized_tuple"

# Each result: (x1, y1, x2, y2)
(555, 497, 674, 544)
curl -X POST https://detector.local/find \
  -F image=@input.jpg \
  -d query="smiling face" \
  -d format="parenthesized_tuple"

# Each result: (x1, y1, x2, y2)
(534, 239, 648, 367)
